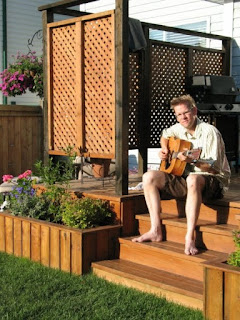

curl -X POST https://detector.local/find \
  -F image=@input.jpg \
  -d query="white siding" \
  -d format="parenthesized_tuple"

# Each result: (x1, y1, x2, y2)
(0, 0, 50, 105)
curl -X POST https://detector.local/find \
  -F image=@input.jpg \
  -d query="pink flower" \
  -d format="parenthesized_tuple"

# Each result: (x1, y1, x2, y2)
(18, 170, 32, 180)
(2, 175, 14, 183)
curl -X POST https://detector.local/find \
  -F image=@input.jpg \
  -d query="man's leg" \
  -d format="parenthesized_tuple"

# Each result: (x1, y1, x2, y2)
(185, 174, 205, 255)
(132, 170, 166, 242)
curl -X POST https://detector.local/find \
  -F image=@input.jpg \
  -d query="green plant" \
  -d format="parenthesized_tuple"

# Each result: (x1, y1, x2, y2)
(60, 197, 115, 229)
(35, 147, 76, 187)
(227, 230, 240, 267)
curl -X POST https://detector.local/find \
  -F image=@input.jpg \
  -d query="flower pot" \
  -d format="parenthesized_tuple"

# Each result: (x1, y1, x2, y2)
(91, 159, 111, 178)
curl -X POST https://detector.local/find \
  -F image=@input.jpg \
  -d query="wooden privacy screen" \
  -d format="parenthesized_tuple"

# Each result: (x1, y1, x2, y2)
(48, 11, 115, 158)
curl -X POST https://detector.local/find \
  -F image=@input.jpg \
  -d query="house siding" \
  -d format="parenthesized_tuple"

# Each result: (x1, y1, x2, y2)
(0, 0, 50, 105)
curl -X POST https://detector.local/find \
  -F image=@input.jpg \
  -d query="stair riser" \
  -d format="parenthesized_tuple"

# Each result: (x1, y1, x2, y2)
(119, 243, 204, 281)
(138, 221, 235, 253)
(93, 267, 203, 311)
(161, 200, 238, 225)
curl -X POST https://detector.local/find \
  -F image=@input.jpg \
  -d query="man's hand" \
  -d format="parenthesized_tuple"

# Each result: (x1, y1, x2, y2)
(158, 147, 169, 160)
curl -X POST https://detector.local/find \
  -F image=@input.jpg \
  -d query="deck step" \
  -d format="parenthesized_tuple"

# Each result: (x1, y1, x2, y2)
(135, 214, 236, 253)
(159, 199, 239, 225)
(92, 259, 203, 310)
(119, 237, 228, 281)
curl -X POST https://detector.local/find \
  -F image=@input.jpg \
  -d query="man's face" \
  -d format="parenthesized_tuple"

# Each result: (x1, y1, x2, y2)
(174, 103, 197, 130)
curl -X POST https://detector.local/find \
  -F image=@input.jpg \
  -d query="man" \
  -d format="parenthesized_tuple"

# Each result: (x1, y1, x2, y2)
(132, 94, 231, 255)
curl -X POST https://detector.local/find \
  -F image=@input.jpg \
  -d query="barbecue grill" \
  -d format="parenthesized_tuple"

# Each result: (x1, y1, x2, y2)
(187, 75, 239, 171)
(188, 75, 240, 113)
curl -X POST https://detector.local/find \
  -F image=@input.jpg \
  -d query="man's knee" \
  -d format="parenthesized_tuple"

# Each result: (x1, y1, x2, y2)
(186, 174, 205, 191)
(142, 170, 165, 187)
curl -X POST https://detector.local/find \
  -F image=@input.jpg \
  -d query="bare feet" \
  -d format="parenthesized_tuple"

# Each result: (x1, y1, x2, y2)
(132, 230, 163, 243)
(185, 236, 198, 255)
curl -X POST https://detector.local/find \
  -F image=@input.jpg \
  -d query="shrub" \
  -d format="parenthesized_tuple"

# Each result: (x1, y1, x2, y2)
(227, 230, 240, 267)
(60, 197, 115, 229)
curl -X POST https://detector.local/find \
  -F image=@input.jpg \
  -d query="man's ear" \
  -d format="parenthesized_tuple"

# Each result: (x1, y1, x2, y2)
(192, 106, 198, 115)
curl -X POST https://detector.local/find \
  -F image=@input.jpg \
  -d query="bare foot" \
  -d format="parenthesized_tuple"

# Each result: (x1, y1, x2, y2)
(185, 237, 198, 255)
(132, 230, 163, 243)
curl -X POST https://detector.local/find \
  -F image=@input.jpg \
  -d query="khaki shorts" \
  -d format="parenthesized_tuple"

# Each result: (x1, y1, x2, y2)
(160, 173, 223, 201)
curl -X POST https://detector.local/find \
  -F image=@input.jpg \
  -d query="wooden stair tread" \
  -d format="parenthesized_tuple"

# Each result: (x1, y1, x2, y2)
(92, 259, 203, 299)
(199, 223, 237, 234)
(135, 214, 235, 236)
(135, 213, 178, 221)
(120, 237, 228, 262)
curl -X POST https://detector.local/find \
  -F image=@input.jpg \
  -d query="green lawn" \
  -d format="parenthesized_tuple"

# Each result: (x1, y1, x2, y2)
(0, 252, 204, 320)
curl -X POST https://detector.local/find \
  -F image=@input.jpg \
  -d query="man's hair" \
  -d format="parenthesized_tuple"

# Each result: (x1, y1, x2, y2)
(170, 94, 196, 110)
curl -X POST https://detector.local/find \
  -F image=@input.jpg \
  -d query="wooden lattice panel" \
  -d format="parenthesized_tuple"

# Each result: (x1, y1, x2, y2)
(83, 15, 115, 158)
(192, 50, 223, 75)
(128, 53, 142, 149)
(149, 43, 187, 147)
(50, 25, 77, 152)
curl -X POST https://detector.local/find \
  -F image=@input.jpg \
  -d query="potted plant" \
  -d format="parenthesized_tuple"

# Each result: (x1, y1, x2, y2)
(0, 157, 120, 275)
(0, 51, 43, 98)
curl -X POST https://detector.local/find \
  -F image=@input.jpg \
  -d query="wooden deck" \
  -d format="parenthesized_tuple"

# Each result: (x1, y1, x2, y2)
(68, 170, 240, 206)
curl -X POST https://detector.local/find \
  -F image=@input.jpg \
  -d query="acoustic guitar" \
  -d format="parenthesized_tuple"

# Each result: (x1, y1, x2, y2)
(159, 137, 202, 176)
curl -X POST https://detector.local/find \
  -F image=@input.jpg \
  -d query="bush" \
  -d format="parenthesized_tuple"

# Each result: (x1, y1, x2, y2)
(60, 197, 115, 229)
(227, 230, 240, 267)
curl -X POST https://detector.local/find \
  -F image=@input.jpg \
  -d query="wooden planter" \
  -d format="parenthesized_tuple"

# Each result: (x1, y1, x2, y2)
(0, 211, 121, 275)
(203, 258, 240, 320)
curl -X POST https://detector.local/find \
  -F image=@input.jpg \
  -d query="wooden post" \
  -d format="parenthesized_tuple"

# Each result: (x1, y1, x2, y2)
(222, 38, 232, 76)
(115, 0, 129, 195)
(138, 26, 150, 175)
(41, 9, 54, 164)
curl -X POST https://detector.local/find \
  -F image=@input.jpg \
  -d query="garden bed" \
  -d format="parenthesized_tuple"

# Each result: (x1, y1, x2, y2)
(0, 211, 121, 275)
(203, 258, 240, 320)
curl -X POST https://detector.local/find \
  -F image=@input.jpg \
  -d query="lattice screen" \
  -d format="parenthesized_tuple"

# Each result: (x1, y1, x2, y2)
(192, 50, 223, 75)
(83, 15, 115, 158)
(128, 53, 142, 149)
(48, 13, 115, 159)
(50, 25, 77, 152)
(48, 13, 226, 156)
(149, 43, 187, 147)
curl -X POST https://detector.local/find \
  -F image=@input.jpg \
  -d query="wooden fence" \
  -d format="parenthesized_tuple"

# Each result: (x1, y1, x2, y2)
(0, 105, 43, 179)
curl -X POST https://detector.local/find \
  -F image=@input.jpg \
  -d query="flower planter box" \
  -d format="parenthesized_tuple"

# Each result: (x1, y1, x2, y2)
(0, 211, 121, 275)
(203, 258, 240, 320)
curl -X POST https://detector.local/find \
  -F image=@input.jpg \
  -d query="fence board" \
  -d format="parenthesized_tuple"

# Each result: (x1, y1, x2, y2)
(13, 219, 22, 257)
(50, 227, 60, 269)
(41, 225, 50, 266)
(5, 217, 14, 254)
(22, 221, 31, 258)
(31, 223, 41, 262)
(60, 230, 71, 272)
(0, 105, 43, 179)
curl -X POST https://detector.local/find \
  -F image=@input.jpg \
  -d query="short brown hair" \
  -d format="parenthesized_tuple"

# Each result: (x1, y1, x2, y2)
(170, 94, 196, 110)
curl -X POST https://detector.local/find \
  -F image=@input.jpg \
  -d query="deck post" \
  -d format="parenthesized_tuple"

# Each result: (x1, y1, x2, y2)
(41, 9, 54, 164)
(115, 0, 129, 195)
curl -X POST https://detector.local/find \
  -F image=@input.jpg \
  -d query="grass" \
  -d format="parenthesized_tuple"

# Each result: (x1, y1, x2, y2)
(0, 252, 204, 320)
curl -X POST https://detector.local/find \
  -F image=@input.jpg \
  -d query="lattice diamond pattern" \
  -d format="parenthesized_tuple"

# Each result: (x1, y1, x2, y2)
(83, 16, 115, 157)
(193, 50, 223, 75)
(51, 25, 77, 152)
(129, 53, 142, 149)
(149, 43, 187, 147)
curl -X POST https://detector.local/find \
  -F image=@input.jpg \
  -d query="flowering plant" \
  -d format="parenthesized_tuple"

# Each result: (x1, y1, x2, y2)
(9, 170, 36, 201)
(227, 230, 240, 267)
(0, 52, 43, 98)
